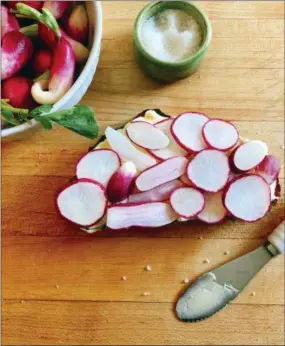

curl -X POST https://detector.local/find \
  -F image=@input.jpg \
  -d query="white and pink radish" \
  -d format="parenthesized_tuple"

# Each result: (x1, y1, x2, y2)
(171, 112, 209, 152)
(223, 174, 271, 222)
(106, 202, 177, 230)
(2, 76, 35, 109)
(187, 149, 230, 192)
(1, 5, 20, 40)
(136, 156, 188, 191)
(106, 162, 137, 203)
(126, 121, 169, 150)
(62, 4, 88, 44)
(170, 187, 205, 218)
(202, 119, 239, 151)
(76, 149, 121, 187)
(197, 191, 228, 224)
(232, 140, 268, 172)
(43, 1, 71, 19)
(56, 178, 107, 227)
(128, 180, 183, 204)
(105, 126, 156, 171)
(32, 48, 53, 75)
(255, 155, 280, 185)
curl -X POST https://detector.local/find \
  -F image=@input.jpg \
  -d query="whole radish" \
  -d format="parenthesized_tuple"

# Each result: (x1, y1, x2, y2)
(32, 48, 53, 75)
(7, 1, 43, 11)
(1, 5, 20, 40)
(43, 1, 71, 19)
(1, 31, 34, 80)
(62, 5, 88, 43)
(2, 76, 35, 109)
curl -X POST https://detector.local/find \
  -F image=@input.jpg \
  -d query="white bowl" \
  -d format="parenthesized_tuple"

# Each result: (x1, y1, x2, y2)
(1, 1, 103, 141)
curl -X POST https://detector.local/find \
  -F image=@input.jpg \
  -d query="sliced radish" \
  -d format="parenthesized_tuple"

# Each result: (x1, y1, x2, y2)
(197, 191, 228, 224)
(106, 202, 177, 229)
(180, 173, 194, 186)
(202, 119, 239, 151)
(128, 180, 183, 204)
(171, 112, 209, 152)
(187, 149, 229, 192)
(107, 161, 137, 203)
(233, 140, 268, 171)
(255, 155, 280, 185)
(126, 121, 170, 150)
(224, 174, 270, 222)
(105, 127, 156, 171)
(170, 187, 205, 218)
(136, 157, 188, 192)
(56, 179, 107, 227)
(150, 118, 187, 159)
(76, 149, 121, 187)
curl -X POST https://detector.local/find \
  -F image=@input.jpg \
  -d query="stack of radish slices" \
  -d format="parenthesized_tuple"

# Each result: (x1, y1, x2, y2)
(56, 111, 281, 233)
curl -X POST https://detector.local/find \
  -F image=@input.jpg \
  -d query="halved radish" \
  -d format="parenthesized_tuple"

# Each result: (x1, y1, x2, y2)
(105, 127, 156, 171)
(171, 112, 209, 152)
(202, 119, 239, 151)
(223, 174, 270, 222)
(76, 149, 121, 187)
(150, 118, 187, 159)
(126, 121, 169, 150)
(170, 187, 205, 218)
(233, 140, 268, 171)
(106, 202, 177, 229)
(136, 157, 188, 192)
(128, 180, 183, 204)
(180, 173, 193, 186)
(255, 155, 280, 185)
(197, 191, 228, 224)
(56, 179, 107, 227)
(187, 149, 230, 192)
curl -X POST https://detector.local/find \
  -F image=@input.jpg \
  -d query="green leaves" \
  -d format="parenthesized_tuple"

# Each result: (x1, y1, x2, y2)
(1, 109, 22, 126)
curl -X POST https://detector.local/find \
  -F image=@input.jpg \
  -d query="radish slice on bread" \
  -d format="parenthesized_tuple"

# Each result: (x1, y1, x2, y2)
(197, 191, 228, 224)
(170, 187, 205, 218)
(255, 155, 280, 185)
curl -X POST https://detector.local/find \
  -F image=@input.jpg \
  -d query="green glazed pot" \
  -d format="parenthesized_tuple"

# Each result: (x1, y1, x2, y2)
(133, 1, 212, 83)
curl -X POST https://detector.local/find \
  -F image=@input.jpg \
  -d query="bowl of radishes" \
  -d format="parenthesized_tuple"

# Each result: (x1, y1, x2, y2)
(1, 1, 102, 140)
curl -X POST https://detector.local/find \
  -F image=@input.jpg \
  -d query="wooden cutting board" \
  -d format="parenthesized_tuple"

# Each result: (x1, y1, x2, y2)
(2, 1, 284, 345)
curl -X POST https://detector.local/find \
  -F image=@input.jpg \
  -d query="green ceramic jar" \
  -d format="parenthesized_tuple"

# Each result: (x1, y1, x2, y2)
(133, 1, 212, 83)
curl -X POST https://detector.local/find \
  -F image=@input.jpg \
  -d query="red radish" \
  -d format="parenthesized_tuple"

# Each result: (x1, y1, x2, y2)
(135, 157, 188, 192)
(7, 1, 43, 10)
(202, 119, 239, 151)
(1, 5, 20, 40)
(107, 162, 137, 203)
(32, 48, 52, 75)
(223, 174, 270, 222)
(106, 202, 177, 230)
(105, 127, 156, 171)
(43, 1, 71, 19)
(76, 149, 121, 187)
(126, 121, 170, 150)
(180, 173, 193, 186)
(1, 31, 33, 80)
(197, 191, 228, 224)
(150, 118, 187, 159)
(1, 76, 35, 109)
(255, 155, 280, 185)
(56, 178, 107, 227)
(128, 180, 183, 204)
(170, 187, 205, 218)
(31, 36, 75, 104)
(187, 149, 230, 192)
(232, 140, 268, 171)
(171, 112, 209, 152)
(62, 4, 88, 43)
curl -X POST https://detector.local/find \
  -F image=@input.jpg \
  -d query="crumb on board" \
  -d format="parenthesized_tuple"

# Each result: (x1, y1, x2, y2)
(121, 276, 127, 281)
(280, 145, 284, 150)
(142, 292, 151, 296)
(21, 300, 24, 304)
(198, 236, 203, 240)
(55, 285, 60, 289)
(251, 292, 256, 296)
(203, 259, 210, 264)
(224, 250, 230, 255)
(183, 278, 189, 284)
(145, 265, 152, 271)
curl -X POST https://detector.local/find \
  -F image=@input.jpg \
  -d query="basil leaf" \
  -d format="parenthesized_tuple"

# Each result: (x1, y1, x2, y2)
(1, 109, 22, 126)
(33, 115, 53, 130)
(30, 104, 53, 117)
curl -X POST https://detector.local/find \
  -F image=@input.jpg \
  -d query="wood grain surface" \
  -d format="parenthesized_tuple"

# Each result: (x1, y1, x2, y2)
(2, 1, 284, 345)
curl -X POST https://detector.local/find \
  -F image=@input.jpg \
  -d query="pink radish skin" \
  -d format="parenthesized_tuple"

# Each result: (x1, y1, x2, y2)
(126, 121, 170, 150)
(7, 1, 43, 11)
(1, 31, 33, 80)
(255, 155, 281, 185)
(1, 5, 20, 40)
(171, 112, 209, 152)
(150, 118, 187, 160)
(56, 178, 107, 227)
(233, 140, 268, 172)
(62, 4, 88, 43)
(2, 76, 35, 109)
(43, 1, 71, 19)
(187, 149, 230, 193)
(197, 191, 228, 224)
(106, 202, 177, 230)
(76, 149, 121, 187)
(31, 37, 75, 104)
(202, 119, 239, 151)
(180, 173, 194, 186)
(107, 162, 137, 203)
(135, 157, 188, 192)
(128, 180, 183, 204)
(170, 187, 205, 218)
(32, 48, 53, 75)
(223, 174, 271, 222)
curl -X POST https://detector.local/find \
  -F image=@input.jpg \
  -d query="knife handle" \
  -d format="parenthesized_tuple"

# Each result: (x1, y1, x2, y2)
(268, 220, 285, 254)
